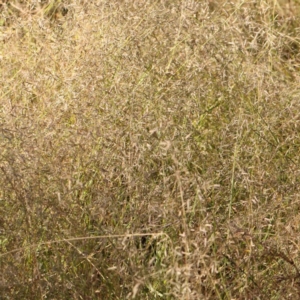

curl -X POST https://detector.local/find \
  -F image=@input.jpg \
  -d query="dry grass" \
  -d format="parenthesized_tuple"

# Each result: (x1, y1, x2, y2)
(1, 0, 300, 299)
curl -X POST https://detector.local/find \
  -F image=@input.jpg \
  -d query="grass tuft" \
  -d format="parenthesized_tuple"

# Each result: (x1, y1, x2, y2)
(1, 0, 300, 299)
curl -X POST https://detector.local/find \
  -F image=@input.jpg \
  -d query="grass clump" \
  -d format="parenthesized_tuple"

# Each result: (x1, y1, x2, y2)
(1, 0, 300, 299)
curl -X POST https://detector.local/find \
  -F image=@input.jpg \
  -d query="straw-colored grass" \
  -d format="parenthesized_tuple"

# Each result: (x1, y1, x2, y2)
(1, 0, 300, 299)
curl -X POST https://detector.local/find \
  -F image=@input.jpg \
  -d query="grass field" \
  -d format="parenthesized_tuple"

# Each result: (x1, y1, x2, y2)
(1, 0, 300, 299)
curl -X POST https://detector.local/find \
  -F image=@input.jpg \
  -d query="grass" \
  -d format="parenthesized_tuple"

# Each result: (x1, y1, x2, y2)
(1, 0, 300, 299)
